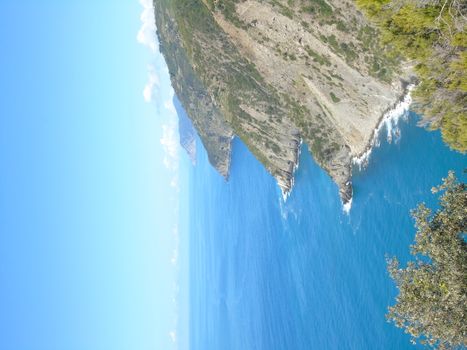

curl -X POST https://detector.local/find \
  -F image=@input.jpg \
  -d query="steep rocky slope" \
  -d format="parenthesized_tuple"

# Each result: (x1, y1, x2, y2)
(154, 0, 412, 203)
(174, 97, 197, 165)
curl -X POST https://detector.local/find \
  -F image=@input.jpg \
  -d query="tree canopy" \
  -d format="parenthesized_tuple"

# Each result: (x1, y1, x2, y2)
(356, 0, 467, 153)
(387, 171, 467, 349)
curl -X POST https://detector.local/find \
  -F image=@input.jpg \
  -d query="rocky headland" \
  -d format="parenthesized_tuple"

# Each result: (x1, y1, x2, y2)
(154, 0, 414, 204)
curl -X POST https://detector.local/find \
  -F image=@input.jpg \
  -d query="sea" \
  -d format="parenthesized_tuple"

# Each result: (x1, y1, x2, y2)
(186, 112, 466, 350)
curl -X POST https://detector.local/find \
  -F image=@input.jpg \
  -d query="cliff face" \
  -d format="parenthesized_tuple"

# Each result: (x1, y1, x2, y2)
(174, 96, 197, 165)
(154, 0, 410, 203)
(155, 3, 233, 177)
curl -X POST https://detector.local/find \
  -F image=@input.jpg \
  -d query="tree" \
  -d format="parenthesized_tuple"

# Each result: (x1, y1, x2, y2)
(387, 171, 467, 349)
(356, 0, 467, 153)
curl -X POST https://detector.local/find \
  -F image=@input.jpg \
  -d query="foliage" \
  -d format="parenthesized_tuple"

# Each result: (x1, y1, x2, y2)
(305, 45, 332, 66)
(387, 171, 467, 349)
(356, 0, 467, 152)
(330, 91, 341, 103)
(302, 0, 333, 16)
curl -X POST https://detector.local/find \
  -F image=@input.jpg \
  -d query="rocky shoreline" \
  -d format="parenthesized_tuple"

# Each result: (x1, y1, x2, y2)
(342, 82, 415, 211)
(352, 81, 415, 171)
(154, 0, 415, 210)
(267, 80, 415, 208)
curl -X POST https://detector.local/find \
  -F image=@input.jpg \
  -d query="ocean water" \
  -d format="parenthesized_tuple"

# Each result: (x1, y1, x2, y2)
(187, 113, 466, 350)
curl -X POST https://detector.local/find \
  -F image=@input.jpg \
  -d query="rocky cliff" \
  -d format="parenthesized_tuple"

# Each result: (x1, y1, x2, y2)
(174, 96, 198, 165)
(154, 0, 412, 204)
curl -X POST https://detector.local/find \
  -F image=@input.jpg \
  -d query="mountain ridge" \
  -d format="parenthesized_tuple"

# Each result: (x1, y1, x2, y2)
(154, 0, 414, 203)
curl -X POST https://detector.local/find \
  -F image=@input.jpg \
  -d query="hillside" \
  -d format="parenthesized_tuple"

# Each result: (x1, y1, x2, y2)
(357, 0, 466, 153)
(154, 0, 414, 204)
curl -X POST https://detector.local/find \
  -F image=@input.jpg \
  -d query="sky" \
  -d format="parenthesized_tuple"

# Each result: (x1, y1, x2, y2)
(0, 1, 187, 349)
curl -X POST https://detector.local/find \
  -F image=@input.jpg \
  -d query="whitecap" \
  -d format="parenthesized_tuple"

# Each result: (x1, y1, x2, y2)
(352, 85, 414, 171)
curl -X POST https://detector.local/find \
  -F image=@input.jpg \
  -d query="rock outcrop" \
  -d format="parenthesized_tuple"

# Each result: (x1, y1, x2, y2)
(174, 97, 197, 165)
(154, 0, 412, 203)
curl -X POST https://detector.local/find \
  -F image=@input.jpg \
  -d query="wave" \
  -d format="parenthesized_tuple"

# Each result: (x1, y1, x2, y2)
(281, 138, 303, 202)
(352, 85, 414, 171)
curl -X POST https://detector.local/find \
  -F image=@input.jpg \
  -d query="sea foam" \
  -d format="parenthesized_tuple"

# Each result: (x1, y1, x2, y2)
(343, 197, 353, 215)
(353, 85, 414, 171)
(342, 85, 414, 214)
(281, 138, 303, 202)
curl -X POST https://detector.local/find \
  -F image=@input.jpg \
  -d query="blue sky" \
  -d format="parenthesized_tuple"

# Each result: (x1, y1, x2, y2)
(0, 1, 187, 349)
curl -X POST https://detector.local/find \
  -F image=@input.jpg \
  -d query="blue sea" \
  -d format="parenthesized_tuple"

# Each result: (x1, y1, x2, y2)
(187, 113, 466, 350)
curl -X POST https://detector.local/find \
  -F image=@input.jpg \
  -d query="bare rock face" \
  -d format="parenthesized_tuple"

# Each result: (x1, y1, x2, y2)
(154, 0, 411, 203)
(174, 96, 197, 165)
(155, 5, 233, 177)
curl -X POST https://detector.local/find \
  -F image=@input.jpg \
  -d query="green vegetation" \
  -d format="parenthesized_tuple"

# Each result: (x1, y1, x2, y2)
(304, 45, 331, 66)
(335, 20, 348, 32)
(387, 172, 467, 349)
(157, 0, 414, 190)
(157, 0, 346, 173)
(356, 0, 467, 152)
(215, 0, 248, 28)
(329, 91, 340, 103)
(280, 6, 294, 19)
(302, 0, 333, 16)
(356, 24, 397, 81)
(270, 0, 295, 19)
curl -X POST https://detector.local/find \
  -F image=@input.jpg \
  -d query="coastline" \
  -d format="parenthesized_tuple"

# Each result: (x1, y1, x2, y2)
(352, 83, 415, 171)
(281, 137, 303, 202)
(340, 82, 415, 213)
(281, 83, 415, 208)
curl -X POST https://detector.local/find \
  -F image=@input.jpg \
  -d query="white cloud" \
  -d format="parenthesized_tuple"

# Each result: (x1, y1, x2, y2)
(164, 96, 177, 115)
(160, 90, 181, 192)
(160, 122, 179, 171)
(137, 0, 180, 182)
(137, 0, 158, 52)
(170, 224, 180, 266)
(169, 330, 177, 343)
(170, 175, 180, 190)
(170, 249, 179, 266)
(137, 3, 182, 348)
(143, 65, 160, 103)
